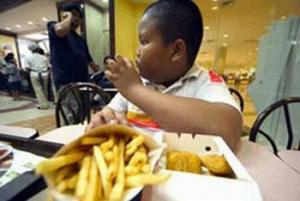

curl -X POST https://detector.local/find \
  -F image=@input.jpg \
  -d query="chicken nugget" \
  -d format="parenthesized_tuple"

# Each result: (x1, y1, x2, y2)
(167, 151, 201, 174)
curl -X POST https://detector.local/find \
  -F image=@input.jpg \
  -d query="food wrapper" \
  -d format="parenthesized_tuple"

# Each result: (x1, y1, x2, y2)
(40, 124, 166, 201)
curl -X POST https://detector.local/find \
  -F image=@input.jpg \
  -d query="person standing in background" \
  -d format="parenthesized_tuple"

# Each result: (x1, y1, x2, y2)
(24, 44, 49, 110)
(0, 48, 10, 93)
(5, 53, 21, 101)
(47, 2, 99, 95)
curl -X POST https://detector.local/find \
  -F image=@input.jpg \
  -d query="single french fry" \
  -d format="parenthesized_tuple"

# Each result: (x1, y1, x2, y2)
(36, 153, 84, 174)
(108, 145, 119, 180)
(81, 137, 107, 145)
(84, 157, 101, 201)
(125, 173, 171, 188)
(54, 165, 75, 185)
(67, 173, 78, 189)
(93, 146, 111, 198)
(125, 165, 140, 176)
(56, 180, 68, 193)
(104, 151, 113, 162)
(75, 156, 92, 198)
(141, 164, 151, 173)
(100, 135, 115, 153)
(138, 145, 147, 154)
(109, 139, 125, 201)
(125, 136, 144, 157)
(128, 152, 147, 167)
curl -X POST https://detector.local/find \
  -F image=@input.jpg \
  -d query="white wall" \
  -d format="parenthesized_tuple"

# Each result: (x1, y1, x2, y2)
(85, 4, 110, 73)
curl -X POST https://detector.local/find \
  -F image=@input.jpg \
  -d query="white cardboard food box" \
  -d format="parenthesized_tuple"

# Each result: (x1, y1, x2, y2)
(143, 132, 263, 201)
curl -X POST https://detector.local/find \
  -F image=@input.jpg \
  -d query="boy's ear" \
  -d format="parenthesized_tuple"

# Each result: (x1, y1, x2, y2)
(170, 39, 186, 62)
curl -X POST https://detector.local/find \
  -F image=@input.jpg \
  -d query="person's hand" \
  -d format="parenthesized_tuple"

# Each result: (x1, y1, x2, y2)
(86, 107, 128, 131)
(105, 55, 143, 96)
(62, 12, 72, 20)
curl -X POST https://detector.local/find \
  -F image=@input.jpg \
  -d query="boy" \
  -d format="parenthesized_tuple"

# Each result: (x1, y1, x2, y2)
(88, 0, 242, 149)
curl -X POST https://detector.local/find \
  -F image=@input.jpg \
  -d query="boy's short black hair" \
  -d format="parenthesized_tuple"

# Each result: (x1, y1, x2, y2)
(144, 0, 203, 67)
(62, 2, 83, 17)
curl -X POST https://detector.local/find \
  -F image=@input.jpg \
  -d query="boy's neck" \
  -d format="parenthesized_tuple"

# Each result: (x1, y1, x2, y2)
(160, 65, 192, 87)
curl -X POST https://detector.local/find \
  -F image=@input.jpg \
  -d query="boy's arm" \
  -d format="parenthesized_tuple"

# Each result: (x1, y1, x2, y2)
(105, 56, 242, 149)
(126, 85, 241, 149)
(54, 12, 72, 38)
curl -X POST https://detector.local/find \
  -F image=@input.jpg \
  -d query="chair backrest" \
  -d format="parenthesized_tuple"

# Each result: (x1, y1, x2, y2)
(229, 88, 244, 112)
(55, 82, 111, 127)
(249, 97, 300, 155)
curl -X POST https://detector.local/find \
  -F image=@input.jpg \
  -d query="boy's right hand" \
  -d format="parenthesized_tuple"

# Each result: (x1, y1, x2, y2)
(86, 107, 128, 131)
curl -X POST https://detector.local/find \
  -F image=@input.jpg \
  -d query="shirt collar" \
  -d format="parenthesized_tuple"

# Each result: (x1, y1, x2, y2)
(143, 64, 202, 92)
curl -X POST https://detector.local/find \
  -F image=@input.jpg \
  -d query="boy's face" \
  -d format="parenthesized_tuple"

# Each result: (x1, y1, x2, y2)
(136, 15, 186, 85)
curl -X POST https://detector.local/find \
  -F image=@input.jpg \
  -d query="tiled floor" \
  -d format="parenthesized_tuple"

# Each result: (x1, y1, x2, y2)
(0, 93, 56, 135)
(0, 83, 258, 137)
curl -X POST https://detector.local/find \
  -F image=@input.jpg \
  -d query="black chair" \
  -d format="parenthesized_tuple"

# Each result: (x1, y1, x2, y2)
(229, 88, 244, 112)
(249, 97, 300, 155)
(90, 71, 118, 98)
(55, 82, 111, 127)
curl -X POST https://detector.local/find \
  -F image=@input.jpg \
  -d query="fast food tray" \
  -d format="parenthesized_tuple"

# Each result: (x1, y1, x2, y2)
(0, 134, 63, 201)
(0, 134, 143, 201)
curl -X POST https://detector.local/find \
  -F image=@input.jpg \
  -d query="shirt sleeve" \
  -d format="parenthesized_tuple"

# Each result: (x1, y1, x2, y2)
(107, 93, 128, 113)
(196, 72, 241, 112)
(47, 21, 58, 38)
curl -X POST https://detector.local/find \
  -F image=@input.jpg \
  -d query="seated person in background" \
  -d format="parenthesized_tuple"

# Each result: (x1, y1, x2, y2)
(88, 0, 242, 149)
(90, 56, 114, 88)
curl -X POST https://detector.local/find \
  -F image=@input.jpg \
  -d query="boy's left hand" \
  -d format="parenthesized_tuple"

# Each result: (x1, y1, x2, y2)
(105, 55, 143, 95)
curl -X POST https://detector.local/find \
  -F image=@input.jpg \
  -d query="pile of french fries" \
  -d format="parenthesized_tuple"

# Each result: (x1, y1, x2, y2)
(36, 124, 169, 201)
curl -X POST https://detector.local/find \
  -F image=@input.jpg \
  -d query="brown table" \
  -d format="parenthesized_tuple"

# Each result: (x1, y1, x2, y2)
(235, 140, 300, 201)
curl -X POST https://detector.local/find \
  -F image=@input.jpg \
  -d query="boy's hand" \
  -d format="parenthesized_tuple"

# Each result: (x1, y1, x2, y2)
(86, 107, 128, 131)
(105, 55, 143, 96)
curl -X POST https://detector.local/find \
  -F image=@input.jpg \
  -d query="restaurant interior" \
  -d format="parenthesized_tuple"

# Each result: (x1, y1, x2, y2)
(0, 0, 300, 200)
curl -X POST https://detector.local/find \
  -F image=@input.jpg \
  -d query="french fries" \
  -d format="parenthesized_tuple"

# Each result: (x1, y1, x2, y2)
(36, 152, 84, 174)
(36, 124, 169, 201)
(75, 156, 92, 198)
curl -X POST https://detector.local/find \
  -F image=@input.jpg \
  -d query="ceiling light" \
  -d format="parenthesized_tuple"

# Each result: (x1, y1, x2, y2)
(16, 24, 22, 28)
(213, 0, 218, 2)
(222, 43, 227, 46)
(42, 17, 48, 22)
(255, 47, 258, 51)
(5, 27, 11, 31)
(248, 52, 253, 56)
(27, 21, 34, 25)
(212, 6, 219, 10)
(23, 32, 48, 41)
(281, 15, 287, 20)
(223, 34, 229, 38)
(103, 0, 108, 2)
(204, 26, 210, 30)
